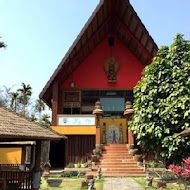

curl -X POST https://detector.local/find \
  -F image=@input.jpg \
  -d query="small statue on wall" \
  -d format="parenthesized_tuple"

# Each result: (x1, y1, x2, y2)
(104, 57, 119, 82)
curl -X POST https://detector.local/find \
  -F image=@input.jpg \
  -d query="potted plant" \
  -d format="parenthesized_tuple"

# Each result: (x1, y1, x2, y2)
(74, 162, 80, 168)
(129, 148, 138, 156)
(134, 154, 143, 162)
(80, 159, 85, 168)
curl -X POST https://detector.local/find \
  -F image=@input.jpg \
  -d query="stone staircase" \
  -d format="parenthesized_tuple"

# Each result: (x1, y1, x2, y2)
(88, 144, 146, 176)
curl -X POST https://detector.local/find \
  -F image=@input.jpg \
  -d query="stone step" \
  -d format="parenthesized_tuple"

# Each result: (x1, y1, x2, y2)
(103, 147, 128, 150)
(101, 155, 132, 158)
(98, 162, 138, 166)
(86, 144, 146, 177)
(104, 144, 127, 148)
(101, 168, 144, 171)
(87, 171, 146, 176)
(100, 159, 135, 162)
(102, 151, 130, 155)
(97, 165, 140, 168)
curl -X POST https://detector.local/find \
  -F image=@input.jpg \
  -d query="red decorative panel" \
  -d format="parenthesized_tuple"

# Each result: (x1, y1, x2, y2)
(62, 33, 145, 89)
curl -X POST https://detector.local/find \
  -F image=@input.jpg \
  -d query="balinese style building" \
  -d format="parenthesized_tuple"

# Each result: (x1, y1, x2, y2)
(40, 0, 158, 169)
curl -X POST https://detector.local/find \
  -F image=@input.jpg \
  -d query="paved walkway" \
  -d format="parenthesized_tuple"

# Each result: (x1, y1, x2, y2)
(103, 178, 143, 190)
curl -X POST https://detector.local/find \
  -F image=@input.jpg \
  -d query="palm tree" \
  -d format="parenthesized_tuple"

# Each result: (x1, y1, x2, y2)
(18, 83, 32, 116)
(0, 42, 6, 48)
(35, 99, 45, 122)
(10, 92, 19, 112)
(29, 114, 38, 122)
(40, 114, 51, 128)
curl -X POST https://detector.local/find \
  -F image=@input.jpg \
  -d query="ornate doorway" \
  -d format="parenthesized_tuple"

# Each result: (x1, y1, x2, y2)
(100, 118, 127, 144)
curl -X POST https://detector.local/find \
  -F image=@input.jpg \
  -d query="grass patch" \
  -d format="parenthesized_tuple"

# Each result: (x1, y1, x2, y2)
(40, 177, 104, 190)
(132, 177, 184, 190)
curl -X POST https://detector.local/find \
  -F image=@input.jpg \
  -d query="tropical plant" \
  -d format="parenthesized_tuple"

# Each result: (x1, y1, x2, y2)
(40, 114, 51, 127)
(0, 86, 12, 108)
(0, 37, 6, 48)
(18, 83, 32, 116)
(10, 92, 19, 112)
(29, 114, 38, 122)
(169, 157, 190, 189)
(129, 34, 190, 163)
(35, 99, 45, 121)
(0, 42, 6, 48)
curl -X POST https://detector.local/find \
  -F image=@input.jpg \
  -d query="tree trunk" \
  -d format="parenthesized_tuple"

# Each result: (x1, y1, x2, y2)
(41, 141, 50, 166)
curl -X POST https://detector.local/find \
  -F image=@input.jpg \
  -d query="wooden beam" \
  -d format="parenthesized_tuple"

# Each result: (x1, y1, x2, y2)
(52, 82, 58, 126)
(116, 18, 153, 60)
(57, 17, 112, 85)
(33, 141, 42, 190)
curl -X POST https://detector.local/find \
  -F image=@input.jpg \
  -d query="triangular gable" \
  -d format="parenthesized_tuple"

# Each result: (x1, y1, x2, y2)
(40, 0, 158, 106)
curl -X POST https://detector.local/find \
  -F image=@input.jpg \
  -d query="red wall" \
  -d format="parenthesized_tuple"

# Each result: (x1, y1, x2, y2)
(62, 33, 145, 89)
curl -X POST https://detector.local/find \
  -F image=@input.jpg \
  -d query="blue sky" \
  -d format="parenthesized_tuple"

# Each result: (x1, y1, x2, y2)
(0, 0, 190, 101)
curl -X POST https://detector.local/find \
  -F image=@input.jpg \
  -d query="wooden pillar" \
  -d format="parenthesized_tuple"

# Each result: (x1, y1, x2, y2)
(32, 141, 42, 190)
(30, 145, 35, 170)
(52, 82, 58, 126)
(21, 146, 26, 165)
(58, 89, 63, 114)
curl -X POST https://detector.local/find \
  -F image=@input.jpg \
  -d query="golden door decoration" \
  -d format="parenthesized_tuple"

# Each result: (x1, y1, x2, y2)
(100, 119, 127, 144)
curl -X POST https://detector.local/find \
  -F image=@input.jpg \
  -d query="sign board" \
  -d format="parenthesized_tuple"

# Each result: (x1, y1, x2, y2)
(58, 116, 95, 126)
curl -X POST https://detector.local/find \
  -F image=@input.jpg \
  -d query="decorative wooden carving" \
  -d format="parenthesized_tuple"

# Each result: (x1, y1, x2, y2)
(63, 102, 81, 108)
(102, 123, 107, 144)
(104, 57, 119, 82)
(63, 91, 81, 108)
(119, 123, 123, 144)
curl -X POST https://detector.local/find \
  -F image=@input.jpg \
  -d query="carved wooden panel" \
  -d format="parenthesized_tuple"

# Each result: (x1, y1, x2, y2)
(63, 102, 81, 108)
(63, 91, 81, 108)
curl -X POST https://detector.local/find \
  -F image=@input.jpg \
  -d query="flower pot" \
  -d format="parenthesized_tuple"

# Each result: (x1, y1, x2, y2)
(134, 154, 143, 162)
(127, 144, 134, 150)
(129, 148, 138, 156)
(157, 180, 167, 188)
(81, 164, 85, 168)
(91, 155, 98, 162)
(74, 164, 80, 168)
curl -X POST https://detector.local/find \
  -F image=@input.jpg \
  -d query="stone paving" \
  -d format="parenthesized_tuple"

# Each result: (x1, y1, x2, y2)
(103, 177, 144, 190)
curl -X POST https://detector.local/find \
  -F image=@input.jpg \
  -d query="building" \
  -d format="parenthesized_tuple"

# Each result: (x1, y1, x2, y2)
(40, 0, 158, 168)
(0, 106, 64, 190)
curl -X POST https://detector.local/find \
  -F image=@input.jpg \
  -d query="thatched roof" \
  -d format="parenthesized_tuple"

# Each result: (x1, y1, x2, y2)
(0, 107, 66, 141)
(179, 128, 190, 137)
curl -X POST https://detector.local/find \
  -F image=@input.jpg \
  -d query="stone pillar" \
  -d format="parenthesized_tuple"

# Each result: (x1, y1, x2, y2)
(128, 130, 134, 145)
(96, 126, 101, 144)
(124, 101, 134, 145)
(92, 101, 103, 145)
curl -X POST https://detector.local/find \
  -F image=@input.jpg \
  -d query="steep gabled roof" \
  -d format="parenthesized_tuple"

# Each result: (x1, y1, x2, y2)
(40, 0, 158, 106)
(0, 107, 66, 140)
